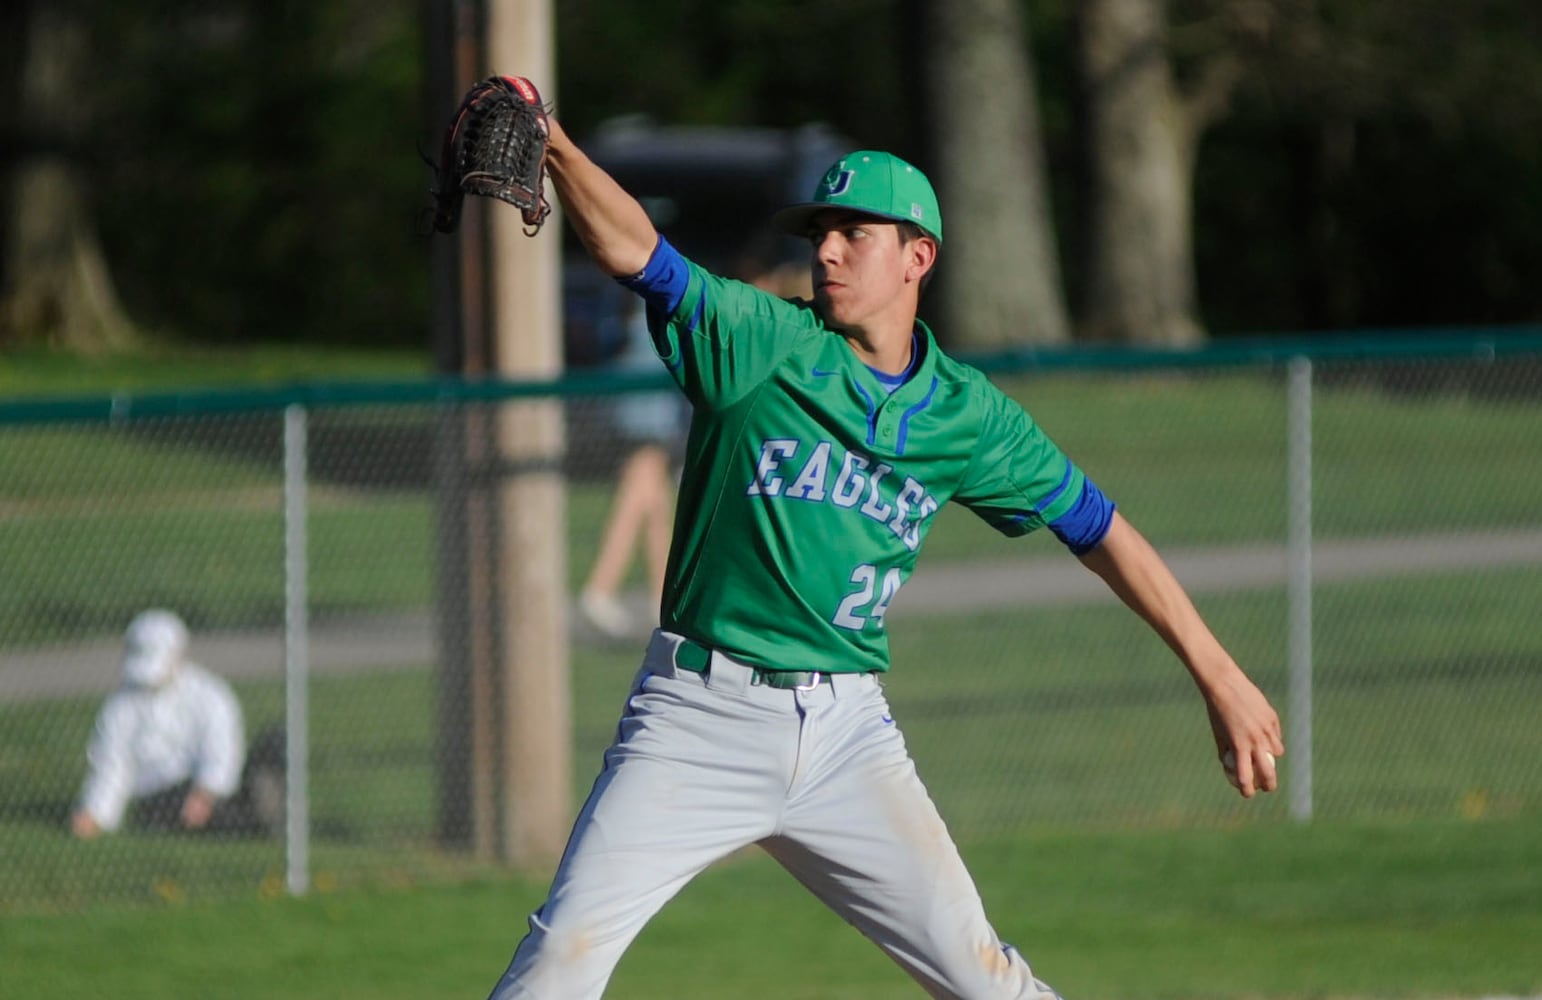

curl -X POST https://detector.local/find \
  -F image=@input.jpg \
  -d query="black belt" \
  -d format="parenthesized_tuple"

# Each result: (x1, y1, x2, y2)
(674, 639, 829, 690)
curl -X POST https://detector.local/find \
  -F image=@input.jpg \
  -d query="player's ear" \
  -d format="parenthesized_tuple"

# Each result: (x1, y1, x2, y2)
(905, 234, 938, 285)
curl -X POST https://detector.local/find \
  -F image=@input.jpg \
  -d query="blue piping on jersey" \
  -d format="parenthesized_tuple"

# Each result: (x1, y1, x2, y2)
(1005, 477, 1116, 554)
(644, 302, 682, 373)
(864, 330, 922, 393)
(894, 376, 938, 456)
(658, 291, 705, 376)
(852, 381, 878, 447)
(1008, 467, 1116, 554)
(1034, 463, 1075, 516)
(1049, 479, 1116, 555)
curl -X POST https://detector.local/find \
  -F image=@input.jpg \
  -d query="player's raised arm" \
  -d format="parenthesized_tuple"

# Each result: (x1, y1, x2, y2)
(544, 115, 658, 278)
(427, 76, 657, 276)
(1076, 512, 1285, 798)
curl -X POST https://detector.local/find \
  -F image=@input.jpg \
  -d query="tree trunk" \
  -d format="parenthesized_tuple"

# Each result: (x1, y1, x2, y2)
(1, 2, 136, 352)
(923, 0, 1070, 347)
(1075, 0, 1203, 346)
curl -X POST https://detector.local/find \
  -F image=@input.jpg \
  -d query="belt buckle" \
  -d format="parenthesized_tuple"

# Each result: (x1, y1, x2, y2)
(794, 671, 824, 692)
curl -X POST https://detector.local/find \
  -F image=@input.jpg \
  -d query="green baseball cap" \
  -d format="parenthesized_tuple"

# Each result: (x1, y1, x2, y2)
(773, 150, 942, 244)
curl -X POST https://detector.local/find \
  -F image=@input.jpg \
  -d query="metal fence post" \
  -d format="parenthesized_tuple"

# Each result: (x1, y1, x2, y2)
(283, 404, 311, 893)
(1286, 357, 1314, 821)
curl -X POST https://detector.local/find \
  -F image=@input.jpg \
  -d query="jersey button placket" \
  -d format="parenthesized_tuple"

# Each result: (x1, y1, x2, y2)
(874, 398, 897, 446)
(877, 414, 898, 450)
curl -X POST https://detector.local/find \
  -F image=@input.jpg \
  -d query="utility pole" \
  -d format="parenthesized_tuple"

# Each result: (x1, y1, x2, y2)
(484, 0, 570, 868)
(428, 0, 569, 870)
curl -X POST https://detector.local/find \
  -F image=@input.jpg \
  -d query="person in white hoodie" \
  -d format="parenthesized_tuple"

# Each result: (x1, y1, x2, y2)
(70, 609, 276, 838)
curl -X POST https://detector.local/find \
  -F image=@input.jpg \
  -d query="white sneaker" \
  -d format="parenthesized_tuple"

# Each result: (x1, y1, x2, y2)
(580, 590, 634, 639)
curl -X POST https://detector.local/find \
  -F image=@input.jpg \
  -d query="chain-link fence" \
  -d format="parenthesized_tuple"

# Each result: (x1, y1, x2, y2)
(2, 335, 1539, 912)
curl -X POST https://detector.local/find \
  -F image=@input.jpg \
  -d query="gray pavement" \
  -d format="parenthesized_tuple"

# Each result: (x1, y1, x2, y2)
(4, 527, 1540, 703)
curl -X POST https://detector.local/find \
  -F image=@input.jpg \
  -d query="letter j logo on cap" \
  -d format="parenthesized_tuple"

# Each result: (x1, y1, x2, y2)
(823, 168, 854, 197)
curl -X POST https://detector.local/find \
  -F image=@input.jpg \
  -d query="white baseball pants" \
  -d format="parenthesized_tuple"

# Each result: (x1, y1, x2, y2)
(485, 630, 1062, 999)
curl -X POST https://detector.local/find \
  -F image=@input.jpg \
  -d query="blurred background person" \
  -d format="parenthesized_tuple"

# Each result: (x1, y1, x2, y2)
(577, 239, 806, 642)
(578, 296, 688, 641)
(70, 609, 282, 838)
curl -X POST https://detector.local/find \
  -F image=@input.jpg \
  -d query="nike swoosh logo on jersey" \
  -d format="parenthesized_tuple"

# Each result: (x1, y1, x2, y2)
(881, 714, 894, 725)
(811, 367, 839, 378)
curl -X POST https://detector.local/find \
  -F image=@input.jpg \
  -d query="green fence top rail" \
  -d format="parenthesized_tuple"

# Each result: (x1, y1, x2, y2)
(2, 327, 1539, 426)
(958, 325, 1542, 374)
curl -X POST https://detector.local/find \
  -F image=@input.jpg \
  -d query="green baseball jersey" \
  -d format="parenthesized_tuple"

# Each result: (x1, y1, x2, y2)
(643, 253, 1088, 676)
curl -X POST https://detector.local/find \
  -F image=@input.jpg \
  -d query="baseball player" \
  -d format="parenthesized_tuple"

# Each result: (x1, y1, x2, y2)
(484, 105, 1284, 999)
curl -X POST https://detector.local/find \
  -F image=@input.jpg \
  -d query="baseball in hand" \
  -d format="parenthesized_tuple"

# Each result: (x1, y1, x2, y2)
(1222, 749, 1276, 774)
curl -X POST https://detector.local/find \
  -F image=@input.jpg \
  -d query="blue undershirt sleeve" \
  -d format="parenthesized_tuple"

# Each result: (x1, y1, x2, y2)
(617, 236, 689, 316)
(1048, 477, 1116, 555)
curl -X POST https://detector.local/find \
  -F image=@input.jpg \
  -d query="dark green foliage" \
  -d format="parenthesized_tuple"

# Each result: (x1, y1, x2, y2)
(87, 0, 428, 346)
(554, 0, 916, 154)
(47, 0, 1542, 348)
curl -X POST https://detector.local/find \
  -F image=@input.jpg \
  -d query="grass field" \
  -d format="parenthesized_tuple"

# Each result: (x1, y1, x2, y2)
(5, 566, 1539, 910)
(2, 817, 1538, 999)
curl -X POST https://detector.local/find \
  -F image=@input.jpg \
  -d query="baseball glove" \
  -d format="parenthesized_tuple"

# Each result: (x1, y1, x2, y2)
(429, 75, 552, 236)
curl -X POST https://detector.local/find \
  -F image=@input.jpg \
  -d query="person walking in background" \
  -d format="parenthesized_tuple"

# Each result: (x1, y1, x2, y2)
(71, 609, 282, 838)
(577, 297, 688, 641)
(578, 244, 802, 641)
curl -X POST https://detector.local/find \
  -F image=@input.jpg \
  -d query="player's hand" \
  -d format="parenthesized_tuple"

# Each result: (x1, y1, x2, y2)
(181, 787, 216, 829)
(70, 810, 102, 839)
(1202, 670, 1284, 798)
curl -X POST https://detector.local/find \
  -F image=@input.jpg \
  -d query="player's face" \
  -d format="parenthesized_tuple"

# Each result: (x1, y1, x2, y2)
(806, 211, 928, 333)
